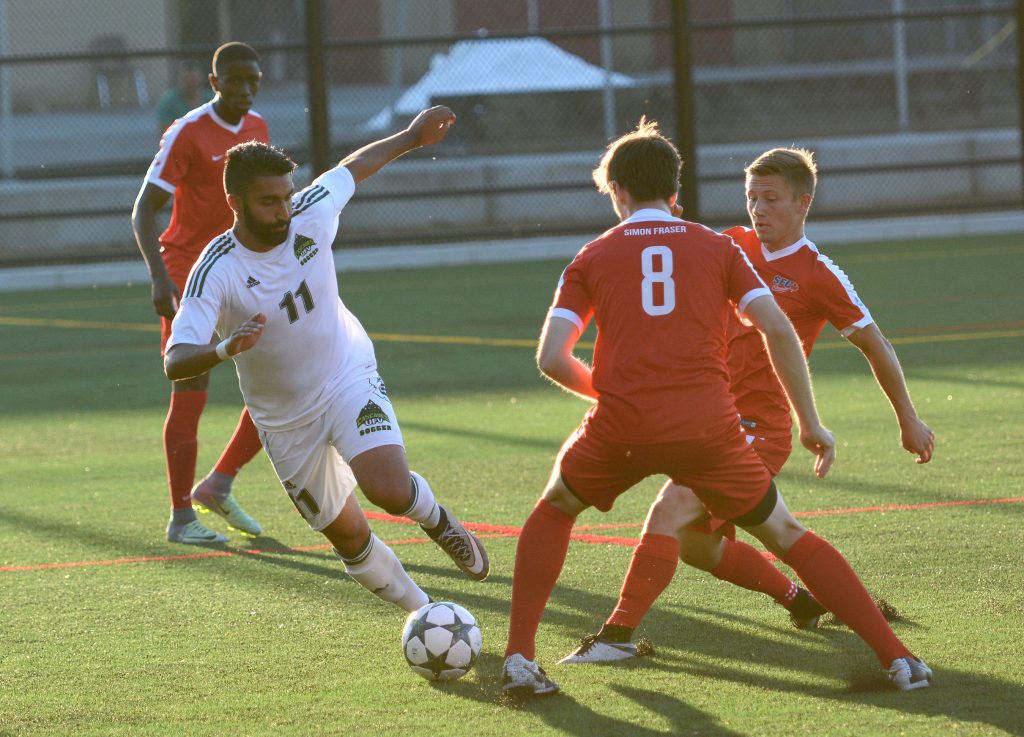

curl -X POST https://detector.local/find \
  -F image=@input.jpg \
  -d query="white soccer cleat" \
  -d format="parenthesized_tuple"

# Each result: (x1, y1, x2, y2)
(559, 634, 653, 664)
(501, 653, 560, 696)
(192, 480, 262, 536)
(166, 519, 228, 544)
(887, 657, 933, 691)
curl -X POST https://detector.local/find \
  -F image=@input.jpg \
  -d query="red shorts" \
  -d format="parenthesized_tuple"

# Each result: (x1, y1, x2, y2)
(159, 248, 200, 355)
(688, 427, 792, 537)
(558, 423, 772, 521)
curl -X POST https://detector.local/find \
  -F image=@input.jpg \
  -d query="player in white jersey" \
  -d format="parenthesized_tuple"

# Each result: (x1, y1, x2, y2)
(164, 106, 489, 611)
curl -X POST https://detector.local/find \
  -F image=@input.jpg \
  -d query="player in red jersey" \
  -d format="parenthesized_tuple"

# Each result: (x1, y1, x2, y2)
(132, 42, 270, 544)
(566, 148, 934, 692)
(497, 120, 927, 697)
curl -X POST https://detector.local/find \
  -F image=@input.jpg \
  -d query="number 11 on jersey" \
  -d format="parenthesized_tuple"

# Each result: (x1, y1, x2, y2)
(279, 280, 315, 324)
(641, 245, 676, 316)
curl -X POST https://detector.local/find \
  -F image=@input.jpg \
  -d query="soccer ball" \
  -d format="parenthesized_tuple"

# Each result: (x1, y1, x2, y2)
(401, 601, 482, 681)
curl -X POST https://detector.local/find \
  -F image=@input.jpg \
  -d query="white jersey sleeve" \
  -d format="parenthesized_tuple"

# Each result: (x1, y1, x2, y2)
(290, 166, 355, 235)
(166, 235, 236, 349)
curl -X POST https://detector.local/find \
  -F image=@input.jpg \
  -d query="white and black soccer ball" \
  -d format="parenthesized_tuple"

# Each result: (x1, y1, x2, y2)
(401, 601, 482, 681)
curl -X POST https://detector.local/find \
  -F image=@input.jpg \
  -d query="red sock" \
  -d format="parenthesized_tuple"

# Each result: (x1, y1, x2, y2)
(712, 538, 797, 607)
(783, 531, 912, 666)
(163, 391, 207, 510)
(607, 533, 679, 629)
(505, 499, 575, 660)
(213, 408, 263, 477)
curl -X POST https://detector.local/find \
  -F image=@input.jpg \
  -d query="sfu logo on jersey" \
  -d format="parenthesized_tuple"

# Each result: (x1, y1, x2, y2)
(292, 234, 318, 265)
(770, 275, 800, 293)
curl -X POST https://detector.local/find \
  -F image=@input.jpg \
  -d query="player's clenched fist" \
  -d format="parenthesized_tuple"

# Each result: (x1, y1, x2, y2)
(407, 106, 456, 147)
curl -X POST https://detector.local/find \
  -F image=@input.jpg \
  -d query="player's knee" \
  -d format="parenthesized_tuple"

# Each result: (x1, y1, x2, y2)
(645, 484, 702, 534)
(541, 473, 588, 518)
(359, 470, 413, 513)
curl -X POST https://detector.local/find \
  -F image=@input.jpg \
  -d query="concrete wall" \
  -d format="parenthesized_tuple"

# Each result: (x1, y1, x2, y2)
(0, 127, 1018, 265)
(3, 0, 169, 111)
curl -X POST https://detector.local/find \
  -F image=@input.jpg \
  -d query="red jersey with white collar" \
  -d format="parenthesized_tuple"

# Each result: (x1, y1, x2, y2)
(725, 314, 791, 434)
(144, 101, 269, 260)
(551, 210, 771, 443)
(724, 226, 873, 354)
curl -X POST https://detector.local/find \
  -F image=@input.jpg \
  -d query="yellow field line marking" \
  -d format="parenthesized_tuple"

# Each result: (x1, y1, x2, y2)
(368, 332, 540, 348)
(814, 328, 1024, 349)
(1, 315, 1019, 352)
(838, 245, 1024, 264)
(0, 315, 159, 332)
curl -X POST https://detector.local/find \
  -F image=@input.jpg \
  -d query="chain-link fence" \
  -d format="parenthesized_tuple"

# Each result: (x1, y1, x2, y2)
(0, 0, 1019, 267)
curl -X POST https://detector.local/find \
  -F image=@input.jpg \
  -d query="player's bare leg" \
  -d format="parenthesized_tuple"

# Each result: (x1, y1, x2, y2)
(349, 444, 488, 581)
(741, 487, 931, 690)
(321, 492, 428, 612)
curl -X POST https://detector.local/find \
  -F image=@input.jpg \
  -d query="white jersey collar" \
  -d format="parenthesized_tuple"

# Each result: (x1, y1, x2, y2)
(762, 235, 817, 262)
(207, 101, 248, 134)
(622, 208, 682, 224)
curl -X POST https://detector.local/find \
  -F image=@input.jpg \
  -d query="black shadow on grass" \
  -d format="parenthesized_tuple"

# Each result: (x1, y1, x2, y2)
(418, 652, 746, 737)
(401, 419, 558, 451)
(502, 686, 746, 737)
(645, 647, 1024, 736)
(0, 505, 230, 563)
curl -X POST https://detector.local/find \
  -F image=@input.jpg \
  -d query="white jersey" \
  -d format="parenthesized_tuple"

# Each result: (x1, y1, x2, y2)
(167, 166, 377, 431)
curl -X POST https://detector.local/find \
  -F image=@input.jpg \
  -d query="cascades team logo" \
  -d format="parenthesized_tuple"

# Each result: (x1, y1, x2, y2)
(770, 275, 800, 293)
(356, 400, 393, 437)
(292, 234, 319, 265)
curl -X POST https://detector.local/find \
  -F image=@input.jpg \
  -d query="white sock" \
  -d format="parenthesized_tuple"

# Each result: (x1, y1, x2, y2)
(340, 534, 429, 612)
(402, 471, 441, 529)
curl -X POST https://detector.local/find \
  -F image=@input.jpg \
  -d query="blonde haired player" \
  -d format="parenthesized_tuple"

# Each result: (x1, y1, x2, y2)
(501, 120, 852, 696)
(565, 147, 934, 692)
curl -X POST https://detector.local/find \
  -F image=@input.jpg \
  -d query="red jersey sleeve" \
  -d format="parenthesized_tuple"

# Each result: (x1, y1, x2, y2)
(549, 250, 595, 333)
(723, 225, 759, 253)
(724, 235, 771, 315)
(811, 254, 874, 336)
(146, 121, 195, 194)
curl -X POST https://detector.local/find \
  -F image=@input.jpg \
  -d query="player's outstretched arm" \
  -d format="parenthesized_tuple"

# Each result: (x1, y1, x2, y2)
(339, 105, 456, 184)
(746, 295, 836, 477)
(536, 316, 597, 402)
(131, 183, 179, 319)
(164, 313, 266, 381)
(845, 323, 934, 463)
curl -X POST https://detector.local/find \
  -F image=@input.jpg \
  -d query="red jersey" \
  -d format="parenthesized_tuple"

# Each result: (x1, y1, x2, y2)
(551, 209, 771, 443)
(725, 226, 873, 354)
(725, 314, 791, 434)
(144, 101, 269, 260)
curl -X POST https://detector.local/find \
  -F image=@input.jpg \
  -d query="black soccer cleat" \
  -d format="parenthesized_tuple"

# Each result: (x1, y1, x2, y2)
(787, 587, 828, 630)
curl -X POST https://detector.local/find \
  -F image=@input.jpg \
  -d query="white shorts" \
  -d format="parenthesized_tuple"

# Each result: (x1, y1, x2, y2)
(258, 372, 404, 531)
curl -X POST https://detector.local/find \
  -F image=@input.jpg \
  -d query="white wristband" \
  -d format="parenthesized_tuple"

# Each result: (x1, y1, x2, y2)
(215, 339, 232, 362)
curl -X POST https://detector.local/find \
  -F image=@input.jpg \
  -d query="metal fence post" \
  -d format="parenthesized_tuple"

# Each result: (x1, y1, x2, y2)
(1018, 0, 1024, 206)
(305, 0, 331, 176)
(671, 0, 699, 221)
(0, 0, 13, 180)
